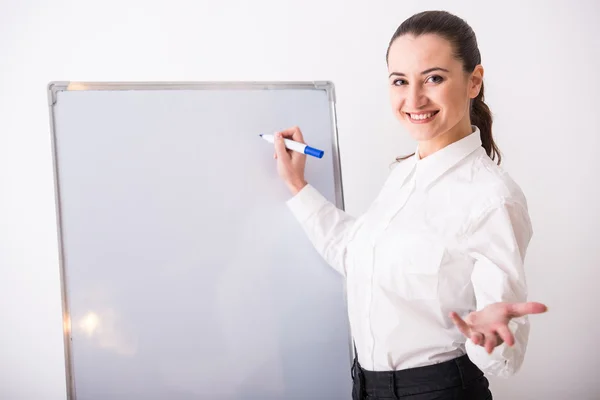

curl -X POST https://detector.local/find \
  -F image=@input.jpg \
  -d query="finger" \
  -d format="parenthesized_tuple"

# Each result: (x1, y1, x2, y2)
(273, 132, 290, 160)
(449, 312, 471, 338)
(279, 126, 305, 143)
(470, 332, 484, 346)
(507, 302, 548, 318)
(484, 332, 498, 354)
(273, 151, 277, 159)
(496, 325, 515, 347)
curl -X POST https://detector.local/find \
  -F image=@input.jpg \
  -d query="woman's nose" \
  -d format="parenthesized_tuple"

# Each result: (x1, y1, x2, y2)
(406, 86, 428, 110)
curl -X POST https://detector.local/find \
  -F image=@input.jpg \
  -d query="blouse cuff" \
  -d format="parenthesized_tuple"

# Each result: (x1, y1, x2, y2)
(286, 184, 329, 223)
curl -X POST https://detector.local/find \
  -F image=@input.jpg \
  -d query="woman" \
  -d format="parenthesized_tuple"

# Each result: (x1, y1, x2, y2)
(273, 10, 547, 400)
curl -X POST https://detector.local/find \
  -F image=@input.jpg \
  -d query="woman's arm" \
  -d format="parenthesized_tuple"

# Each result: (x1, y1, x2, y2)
(450, 198, 547, 377)
(286, 184, 357, 276)
(274, 126, 357, 276)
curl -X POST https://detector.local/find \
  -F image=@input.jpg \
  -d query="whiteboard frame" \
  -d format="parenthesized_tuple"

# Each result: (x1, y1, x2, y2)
(46, 81, 348, 400)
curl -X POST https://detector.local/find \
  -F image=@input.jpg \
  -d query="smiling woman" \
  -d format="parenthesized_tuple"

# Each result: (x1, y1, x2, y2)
(271, 9, 548, 400)
(386, 13, 499, 163)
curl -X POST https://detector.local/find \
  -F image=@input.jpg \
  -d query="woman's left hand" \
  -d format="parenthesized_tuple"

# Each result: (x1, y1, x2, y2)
(450, 302, 547, 354)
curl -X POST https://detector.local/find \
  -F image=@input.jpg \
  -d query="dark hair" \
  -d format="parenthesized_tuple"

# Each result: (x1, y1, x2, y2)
(387, 10, 501, 165)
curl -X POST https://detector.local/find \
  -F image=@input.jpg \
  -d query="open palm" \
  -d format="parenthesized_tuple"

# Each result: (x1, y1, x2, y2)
(450, 302, 548, 354)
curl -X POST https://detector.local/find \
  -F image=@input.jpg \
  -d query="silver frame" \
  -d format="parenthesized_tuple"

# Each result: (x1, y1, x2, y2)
(47, 81, 348, 400)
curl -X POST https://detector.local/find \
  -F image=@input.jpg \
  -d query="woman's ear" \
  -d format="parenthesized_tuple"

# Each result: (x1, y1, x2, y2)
(469, 65, 484, 99)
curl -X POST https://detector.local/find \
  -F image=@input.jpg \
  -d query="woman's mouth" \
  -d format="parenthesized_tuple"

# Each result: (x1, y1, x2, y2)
(405, 111, 439, 124)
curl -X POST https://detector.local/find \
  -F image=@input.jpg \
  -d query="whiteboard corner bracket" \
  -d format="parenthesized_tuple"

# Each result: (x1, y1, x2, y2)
(314, 81, 336, 103)
(48, 81, 70, 106)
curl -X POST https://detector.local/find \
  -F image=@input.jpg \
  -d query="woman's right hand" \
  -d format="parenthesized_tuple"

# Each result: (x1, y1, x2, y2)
(273, 126, 308, 195)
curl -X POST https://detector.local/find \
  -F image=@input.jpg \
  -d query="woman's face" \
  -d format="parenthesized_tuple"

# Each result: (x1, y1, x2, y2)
(387, 33, 482, 152)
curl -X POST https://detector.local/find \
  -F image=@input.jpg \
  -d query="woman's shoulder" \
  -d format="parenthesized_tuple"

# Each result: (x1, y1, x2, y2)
(467, 149, 528, 209)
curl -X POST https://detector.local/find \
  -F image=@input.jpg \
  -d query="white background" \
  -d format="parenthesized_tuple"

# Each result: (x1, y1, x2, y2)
(1, 0, 598, 399)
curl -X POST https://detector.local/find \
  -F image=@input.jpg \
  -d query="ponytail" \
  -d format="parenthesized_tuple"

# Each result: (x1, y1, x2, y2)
(471, 81, 501, 165)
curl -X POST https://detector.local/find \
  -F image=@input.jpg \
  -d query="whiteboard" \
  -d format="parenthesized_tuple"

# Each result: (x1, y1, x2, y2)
(47, 82, 352, 400)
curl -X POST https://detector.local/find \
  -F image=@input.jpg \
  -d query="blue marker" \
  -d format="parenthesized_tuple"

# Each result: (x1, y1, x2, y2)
(259, 134, 324, 158)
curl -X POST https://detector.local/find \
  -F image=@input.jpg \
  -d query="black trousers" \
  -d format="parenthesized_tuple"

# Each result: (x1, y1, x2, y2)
(351, 354, 492, 400)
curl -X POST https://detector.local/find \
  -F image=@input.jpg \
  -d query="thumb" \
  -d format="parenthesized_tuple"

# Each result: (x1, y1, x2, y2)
(273, 133, 289, 160)
(507, 302, 548, 318)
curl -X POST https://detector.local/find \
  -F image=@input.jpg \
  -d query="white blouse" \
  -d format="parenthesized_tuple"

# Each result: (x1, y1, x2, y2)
(286, 127, 533, 378)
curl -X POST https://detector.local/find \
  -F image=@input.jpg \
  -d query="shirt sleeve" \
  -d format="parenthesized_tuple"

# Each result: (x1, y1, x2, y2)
(463, 198, 534, 378)
(286, 184, 357, 277)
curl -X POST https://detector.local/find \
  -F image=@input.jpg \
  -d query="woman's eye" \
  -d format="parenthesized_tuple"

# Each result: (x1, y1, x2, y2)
(427, 75, 444, 84)
(392, 79, 407, 86)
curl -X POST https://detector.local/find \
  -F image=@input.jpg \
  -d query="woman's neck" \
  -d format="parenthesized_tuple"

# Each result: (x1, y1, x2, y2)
(418, 119, 473, 159)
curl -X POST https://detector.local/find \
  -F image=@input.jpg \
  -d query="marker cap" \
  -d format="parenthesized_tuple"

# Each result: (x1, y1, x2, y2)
(304, 146, 324, 158)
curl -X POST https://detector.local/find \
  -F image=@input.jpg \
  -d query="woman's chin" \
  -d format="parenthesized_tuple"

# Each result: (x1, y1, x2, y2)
(404, 127, 441, 142)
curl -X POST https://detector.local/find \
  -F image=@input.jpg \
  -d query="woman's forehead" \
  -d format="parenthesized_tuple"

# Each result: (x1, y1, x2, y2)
(388, 34, 457, 72)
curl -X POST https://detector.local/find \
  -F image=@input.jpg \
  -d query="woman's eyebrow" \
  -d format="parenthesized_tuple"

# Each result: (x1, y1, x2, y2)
(388, 67, 450, 78)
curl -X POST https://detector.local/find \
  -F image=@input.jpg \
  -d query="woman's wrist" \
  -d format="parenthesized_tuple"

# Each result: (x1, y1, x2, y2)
(289, 180, 308, 195)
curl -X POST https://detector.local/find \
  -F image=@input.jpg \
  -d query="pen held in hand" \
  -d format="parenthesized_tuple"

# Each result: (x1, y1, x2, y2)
(259, 134, 324, 159)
